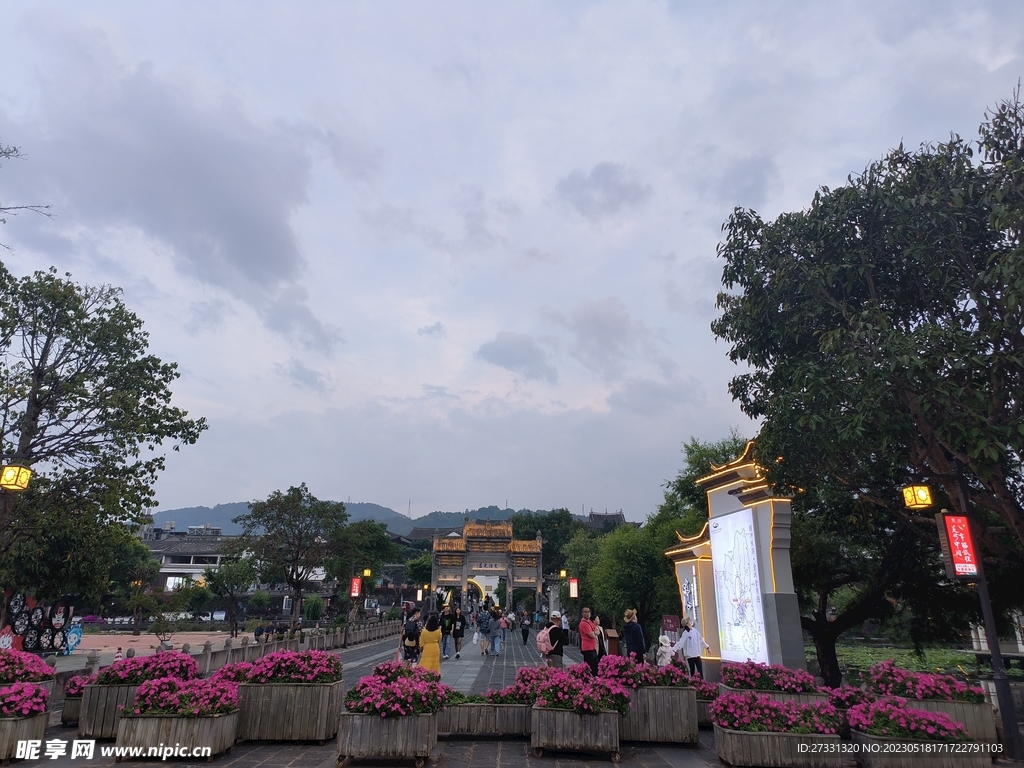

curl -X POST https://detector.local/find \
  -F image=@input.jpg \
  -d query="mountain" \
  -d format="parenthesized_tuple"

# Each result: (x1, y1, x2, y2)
(151, 502, 518, 536)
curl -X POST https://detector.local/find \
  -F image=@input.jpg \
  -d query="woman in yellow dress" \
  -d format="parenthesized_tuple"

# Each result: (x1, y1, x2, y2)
(418, 612, 442, 675)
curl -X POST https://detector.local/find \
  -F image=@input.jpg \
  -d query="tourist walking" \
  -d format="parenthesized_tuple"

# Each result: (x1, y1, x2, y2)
(578, 607, 599, 674)
(670, 617, 710, 677)
(440, 605, 455, 660)
(452, 607, 465, 659)
(401, 608, 422, 663)
(543, 611, 566, 667)
(621, 609, 646, 664)
(488, 606, 503, 655)
(418, 612, 442, 675)
(476, 607, 491, 655)
(594, 615, 607, 660)
(560, 612, 570, 634)
(520, 612, 531, 644)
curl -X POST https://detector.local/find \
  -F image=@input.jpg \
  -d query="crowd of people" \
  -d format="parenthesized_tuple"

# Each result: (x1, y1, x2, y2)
(397, 597, 709, 679)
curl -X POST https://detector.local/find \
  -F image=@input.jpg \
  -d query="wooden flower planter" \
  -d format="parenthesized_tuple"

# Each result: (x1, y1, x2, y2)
(336, 711, 436, 768)
(237, 681, 345, 742)
(719, 683, 828, 706)
(0, 712, 48, 763)
(437, 703, 530, 737)
(62, 696, 82, 727)
(530, 706, 620, 762)
(696, 699, 713, 728)
(79, 684, 138, 740)
(620, 686, 698, 744)
(713, 724, 842, 767)
(895, 697, 997, 745)
(851, 729, 989, 768)
(0, 680, 56, 711)
(115, 712, 238, 762)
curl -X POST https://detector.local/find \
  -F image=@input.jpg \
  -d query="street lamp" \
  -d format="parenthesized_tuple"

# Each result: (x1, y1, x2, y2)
(902, 471, 1022, 759)
(363, 569, 372, 578)
(0, 464, 32, 492)
(558, 569, 567, 579)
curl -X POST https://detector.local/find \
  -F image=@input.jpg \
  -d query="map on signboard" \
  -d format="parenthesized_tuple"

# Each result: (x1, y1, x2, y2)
(710, 508, 769, 663)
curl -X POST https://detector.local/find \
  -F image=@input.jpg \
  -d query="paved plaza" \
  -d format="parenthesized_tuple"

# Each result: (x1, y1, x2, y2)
(33, 633, 737, 768)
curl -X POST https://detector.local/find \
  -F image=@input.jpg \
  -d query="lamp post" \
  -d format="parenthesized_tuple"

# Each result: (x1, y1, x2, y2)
(903, 465, 1022, 760)
(0, 462, 32, 629)
(342, 563, 370, 649)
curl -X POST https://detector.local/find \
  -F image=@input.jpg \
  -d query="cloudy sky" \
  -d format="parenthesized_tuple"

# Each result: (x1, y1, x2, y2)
(2, 2, 1022, 520)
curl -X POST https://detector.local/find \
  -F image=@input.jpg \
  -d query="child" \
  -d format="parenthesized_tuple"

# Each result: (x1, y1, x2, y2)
(656, 636, 673, 667)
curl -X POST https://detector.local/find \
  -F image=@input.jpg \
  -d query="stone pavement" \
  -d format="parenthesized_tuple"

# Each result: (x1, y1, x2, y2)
(33, 632, 730, 767)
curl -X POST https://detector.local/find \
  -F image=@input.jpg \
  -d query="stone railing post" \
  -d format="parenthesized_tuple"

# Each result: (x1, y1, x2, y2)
(85, 650, 101, 675)
(224, 637, 233, 667)
(202, 641, 213, 677)
(126, 648, 136, 658)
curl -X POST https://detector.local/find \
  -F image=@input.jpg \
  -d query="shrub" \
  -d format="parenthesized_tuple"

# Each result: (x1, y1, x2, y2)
(247, 650, 343, 684)
(597, 655, 695, 688)
(692, 677, 720, 701)
(369, 660, 438, 684)
(95, 651, 198, 686)
(827, 685, 873, 710)
(710, 691, 840, 734)
(132, 677, 238, 717)
(0, 681, 49, 717)
(720, 661, 818, 693)
(64, 674, 98, 698)
(0, 649, 56, 683)
(848, 696, 970, 741)
(864, 660, 985, 703)
(210, 662, 254, 684)
(344, 674, 452, 717)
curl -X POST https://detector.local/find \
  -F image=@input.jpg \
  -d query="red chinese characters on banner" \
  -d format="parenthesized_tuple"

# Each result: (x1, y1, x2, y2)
(568, 578, 579, 599)
(350, 576, 362, 598)
(943, 515, 979, 577)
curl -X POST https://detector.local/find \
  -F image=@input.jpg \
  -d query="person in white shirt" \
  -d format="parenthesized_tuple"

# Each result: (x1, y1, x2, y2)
(561, 613, 569, 633)
(670, 617, 710, 677)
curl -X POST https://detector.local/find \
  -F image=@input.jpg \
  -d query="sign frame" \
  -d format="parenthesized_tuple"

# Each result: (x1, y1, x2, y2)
(349, 576, 362, 598)
(935, 511, 980, 581)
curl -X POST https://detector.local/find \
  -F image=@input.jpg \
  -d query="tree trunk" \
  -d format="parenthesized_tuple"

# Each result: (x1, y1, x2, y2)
(812, 626, 843, 689)
(291, 586, 302, 630)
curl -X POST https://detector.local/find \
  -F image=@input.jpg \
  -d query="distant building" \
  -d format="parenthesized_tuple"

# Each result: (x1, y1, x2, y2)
(407, 526, 462, 540)
(148, 531, 230, 590)
(585, 510, 634, 531)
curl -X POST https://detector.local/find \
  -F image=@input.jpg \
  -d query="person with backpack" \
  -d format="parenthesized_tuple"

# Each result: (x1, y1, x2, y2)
(621, 608, 646, 664)
(401, 608, 422, 663)
(538, 610, 566, 667)
(488, 607, 503, 655)
(476, 607, 491, 655)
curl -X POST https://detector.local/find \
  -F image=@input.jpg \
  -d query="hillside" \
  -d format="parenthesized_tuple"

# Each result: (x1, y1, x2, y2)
(150, 501, 518, 536)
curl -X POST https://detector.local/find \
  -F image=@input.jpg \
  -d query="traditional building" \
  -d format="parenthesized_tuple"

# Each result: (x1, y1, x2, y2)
(430, 519, 544, 610)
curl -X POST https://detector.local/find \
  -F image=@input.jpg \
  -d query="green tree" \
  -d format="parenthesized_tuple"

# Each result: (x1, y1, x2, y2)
(232, 484, 348, 629)
(0, 267, 206, 621)
(660, 431, 750, 518)
(246, 590, 271, 618)
(509, 508, 584, 576)
(328, 519, 398, 582)
(588, 524, 666, 644)
(204, 558, 256, 637)
(108, 538, 161, 635)
(405, 552, 433, 588)
(303, 594, 325, 622)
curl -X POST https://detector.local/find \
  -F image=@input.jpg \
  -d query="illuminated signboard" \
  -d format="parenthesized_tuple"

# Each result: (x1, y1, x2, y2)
(709, 508, 769, 664)
(937, 513, 979, 580)
(349, 576, 362, 598)
(568, 578, 579, 599)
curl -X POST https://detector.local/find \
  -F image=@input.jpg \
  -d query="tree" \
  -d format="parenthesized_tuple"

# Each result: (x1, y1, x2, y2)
(246, 590, 271, 618)
(328, 519, 398, 582)
(204, 558, 256, 637)
(0, 267, 206, 608)
(509, 508, 584, 576)
(588, 524, 665, 643)
(303, 594, 325, 622)
(108, 539, 161, 635)
(232, 484, 348, 630)
(404, 553, 433, 588)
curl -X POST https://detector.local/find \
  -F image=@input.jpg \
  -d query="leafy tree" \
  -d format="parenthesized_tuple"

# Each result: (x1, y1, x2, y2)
(204, 558, 256, 637)
(659, 431, 750, 518)
(588, 524, 665, 643)
(509, 508, 584, 576)
(405, 552, 433, 588)
(303, 594, 325, 622)
(559, 529, 601, 614)
(0, 266, 206, 624)
(328, 519, 398, 582)
(108, 538, 161, 635)
(246, 590, 271, 618)
(232, 484, 348, 629)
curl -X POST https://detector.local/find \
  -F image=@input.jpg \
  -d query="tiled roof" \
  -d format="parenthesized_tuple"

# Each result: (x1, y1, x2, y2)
(434, 538, 466, 552)
(147, 538, 230, 555)
(408, 526, 462, 540)
(509, 539, 541, 553)
(463, 522, 512, 538)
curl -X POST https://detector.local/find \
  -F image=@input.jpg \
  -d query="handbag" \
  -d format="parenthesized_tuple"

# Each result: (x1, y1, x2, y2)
(472, 630, 480, 644)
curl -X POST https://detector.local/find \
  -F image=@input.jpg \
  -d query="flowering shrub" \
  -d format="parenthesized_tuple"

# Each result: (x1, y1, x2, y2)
(827, 686, 873, 710)
(528, 667, 632, 715)
(720, 661, 818, 693)
(369, 660, 439, 684)
(344, 674, 452, 717)
(0, 649, 57, 683)
(132, 677, 238, 717)
(710, 691, 840, 734)
(64, 674, 98, 698)
(247, 650, 343, 684)
(864, 660, 984, 703)
(0, 681, 50, 717)
(597, 655, 694, 688)
(848, 696, 970, 741)
(211, 662, 254, 684)
(692, 677, 720, 701)
(95, 651, 198, 686)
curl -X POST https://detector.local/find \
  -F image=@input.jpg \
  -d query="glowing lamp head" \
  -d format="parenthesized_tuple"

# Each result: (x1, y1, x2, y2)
(902, 484, 933, 510)
(423, 584, 429, 590)
(559, 569, 567, 578)
(362, 569, 372, 577)
(0, 464, 32, 492)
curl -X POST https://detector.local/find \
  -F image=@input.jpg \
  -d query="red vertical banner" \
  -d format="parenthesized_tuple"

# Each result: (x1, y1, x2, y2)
(943, 515, 979, 578)
(568, 577, 579, 599)
(350, 576, 362, 598)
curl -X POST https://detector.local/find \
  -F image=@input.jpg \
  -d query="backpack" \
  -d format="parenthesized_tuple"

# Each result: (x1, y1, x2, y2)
(536, 624, 554, 654)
